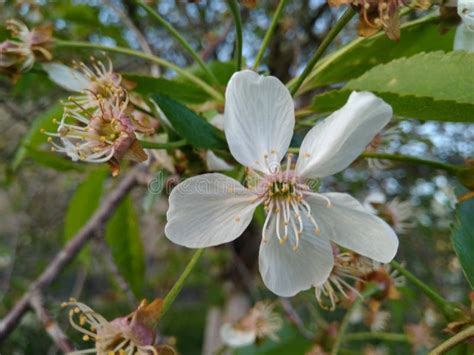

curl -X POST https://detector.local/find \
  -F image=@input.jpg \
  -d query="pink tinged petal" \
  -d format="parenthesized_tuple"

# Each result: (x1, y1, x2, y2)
(42, 63, 90, 92)
(308, 192, 399, 263)
(296, 91, 393, 179)
(224, 70, 295, 174)
(258, 214, 334, 297)
(165, 174, 259, 248)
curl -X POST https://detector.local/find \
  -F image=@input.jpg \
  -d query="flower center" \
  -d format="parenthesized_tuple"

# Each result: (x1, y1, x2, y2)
(250, 154, 332, 251)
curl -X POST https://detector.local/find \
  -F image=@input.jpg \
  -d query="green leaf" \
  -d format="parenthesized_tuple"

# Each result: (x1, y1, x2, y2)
(150, 94, 227, 150)
(10, 104, 63, 171)
(310, 51, 474, 122)
(125, 74, 211, 104)
(345, 51, 474, 105)
(186, 60, 236, 85)
(299, 15, 457, 92)
(64, 169, 108, 240)
(105, 196, 145, 296)
(64, 169, 107, 262)
(25, 147, 85, 172)
(451, 187, 474, 288)
(311, 90, 474, 122)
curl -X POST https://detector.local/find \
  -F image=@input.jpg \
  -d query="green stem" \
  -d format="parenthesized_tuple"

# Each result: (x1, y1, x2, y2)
(138, 139, 187, 150)
(161, 249, 204, 318)
(289, 7, 356, 96)
(331, 285, 379, 355)
(361, 152, 464, 174)
(226, 0, 243, 71)
(429, 325, 474, 355)
(54, 39, 224, 102)
(345, 332, 410, 343)
(390, 261, 461, 320)
(134, 0, 219, 84)
(253, 0, 288, 69)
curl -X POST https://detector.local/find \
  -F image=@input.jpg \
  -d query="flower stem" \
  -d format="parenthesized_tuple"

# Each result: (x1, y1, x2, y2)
(226, 0, 243, 71)
(134, 0, 219, 85)
(331, 285, 379, 355)
(138, 139, 187, 150)
(428, 325, 474, 355)
(289, 7, 356, 96)
(161, 249, 204, 318)
(361, 152, 465, 174)
(345, 332, 410, 343)
(390, 261, 462, 321)
(253, 0, 288, 69)
(54, 40, 224, 102)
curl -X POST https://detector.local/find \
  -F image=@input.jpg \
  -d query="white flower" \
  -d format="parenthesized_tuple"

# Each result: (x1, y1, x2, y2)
(220, 301, 282, 348)
(165, 70, 399, 297)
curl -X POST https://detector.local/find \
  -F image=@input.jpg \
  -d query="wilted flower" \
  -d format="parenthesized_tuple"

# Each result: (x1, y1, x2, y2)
(43, 60, 158, 135)
(405, 322, 437, 351)
(45, 95, 147, 176)
(165, 70, 399, 297)
(314, 248, 371, 311)
(365, 126, 401, 170)
(364, 192, 415, 234)
(356, 262, 405, 312)
(0, 19, 53, 79)
(220, 301, 282, 348)
(63, 298, 175, 355)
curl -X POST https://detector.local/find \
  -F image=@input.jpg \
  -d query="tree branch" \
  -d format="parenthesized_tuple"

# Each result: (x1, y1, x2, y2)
(29, 292, 74, 353)
(0, 167, 140, 341)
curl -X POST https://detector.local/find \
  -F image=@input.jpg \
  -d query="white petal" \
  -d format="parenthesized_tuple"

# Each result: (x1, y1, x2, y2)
(210, 113, 225, 131)
(454, 23, 474, 52)
(165, 174, 259, 248)
(259, 214, 334, 297)
(296, 91, 392, 178)
(206, 150, 234, 171)
(220, 323, 256, 348)
(308, 192, 399, 263)
(42, 63, 89, 92)
(458, 0, 474, 29)
(224, 70, 295, 173)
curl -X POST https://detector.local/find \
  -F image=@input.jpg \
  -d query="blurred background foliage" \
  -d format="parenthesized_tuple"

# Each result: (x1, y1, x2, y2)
(0, 0, 473, 354)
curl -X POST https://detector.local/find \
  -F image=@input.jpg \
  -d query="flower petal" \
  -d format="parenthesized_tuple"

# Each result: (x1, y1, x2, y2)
(165, 174, 259, 248)
(224, 70, 295, 173)
(296, 91, 392, 178)
(220, 323, 256, 348)
(206, 150, 234, 171)
(42, 63, 89, 92)
(454, 23, 474, 52)
(308, 192, 399, 263)
(259, 215, 334, 297)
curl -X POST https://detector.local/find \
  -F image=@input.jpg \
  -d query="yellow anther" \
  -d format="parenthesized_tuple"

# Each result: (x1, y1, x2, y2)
(52, 118, 58, 124)
(279, 238, 286, 245)
(304, 152, 311, 158)
(82, 335, 90, 341)
(47, 137, 52, 142)
(315, 228, 321, 235)
(235, 216, 241, 222)
(100, 136, 106, 142)
(74, 307, 80, 313)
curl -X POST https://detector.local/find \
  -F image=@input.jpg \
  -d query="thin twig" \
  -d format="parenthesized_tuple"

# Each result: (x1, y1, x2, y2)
(104, 0, 160, 76)
(0, 167, 140, 341)
(279, 298, 314, 339)
(29, 292, 74, 353)
(429, 325, 474, 355)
